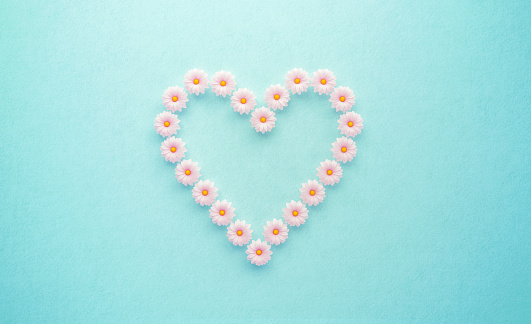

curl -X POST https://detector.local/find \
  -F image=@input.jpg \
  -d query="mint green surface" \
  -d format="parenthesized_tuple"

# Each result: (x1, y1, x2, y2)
(1, 0, 530, 322)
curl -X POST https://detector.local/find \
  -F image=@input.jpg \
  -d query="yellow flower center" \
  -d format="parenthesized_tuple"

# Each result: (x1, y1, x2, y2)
(340, 96, 345, 102)
(185, 170, 191, 175)
(219, 210, 225, 216)
(202, 190, 208, 196)
(193, 78, 199, 85)
(171, 147, 176, 152)
(273, 229, 279, 235)
(327, 169, 333, 175)
(241, 98, 247, 104)
(348, 121, 354, 127)
(310, 190, 316, 196)
(220, 80, 226, 86)
(294, 78, 300, 84)
(237, 230, 243, 236)
(341, 146, 347, 153)
(260, 117, 266, 123)
(274, 94, 280, 100)
(321, 79, 326, 85)
(164, 121, 170, 127)
(172, 96, 178, 102)
(256, 249, 262, 255)
(292, 211, 298, 216)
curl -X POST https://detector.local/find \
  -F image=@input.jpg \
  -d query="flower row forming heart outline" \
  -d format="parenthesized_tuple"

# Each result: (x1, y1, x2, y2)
(154, 68, 364, 266)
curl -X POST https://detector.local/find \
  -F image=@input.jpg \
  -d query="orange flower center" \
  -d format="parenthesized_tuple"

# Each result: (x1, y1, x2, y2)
(172, 96, 178, 102)
(292, 211, 298, 216)
(185, 170, 191, 175)
(294, 78, 300, 84)
(241, 98, 247, 104)
(220, 81, 226, 86)
(274, 94, 280, 100)
(260, 117, 266, 123)
(310, 190, 316, 196)
(202, 190, 208, 196)
(164, 121, 170, 127)
(341, 147, 347, 153)
(327, 169, 333, 175)
(273, 229, 279, 235)
(219, 210, 225, 216)
(237, 230, 243, 236)
(171, 147, 176, 152)
(193, 78, 199, 85)
(348, 121, 354, 127)
(340, 96, 345, 102)
(321, 79, 326, 85)
(256, 249, 262, 255)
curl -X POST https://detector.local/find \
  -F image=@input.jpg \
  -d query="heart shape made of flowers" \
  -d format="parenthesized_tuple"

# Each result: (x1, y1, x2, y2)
(154, 68, 363, 266)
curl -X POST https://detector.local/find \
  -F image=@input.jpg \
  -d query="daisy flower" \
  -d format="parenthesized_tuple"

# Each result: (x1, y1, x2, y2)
(282, 201, 309, 227)
(299, 180, 325, 206)
(184, 69, 209, 95)
(209, 199, 235, 226)
(154, 111, 180, 137)
(250, 107, 276, 134)
(162, 86, 188, 112)
(160, 137, 186, 163)
(264, 84, 290, 111)
(175, 159, 201, 186)
(285, 68, 310, 95)
(192, 180, 218, 206)
(330, 86, 356, 112)
(331, 137, 357, 163)
(337, 111, 364, 138)
(263, 218, 289, 246)
(227, 220, 253, 246)
(311, 69, 336, 95)
(230, 88, 257, 115)
(211, 70, 236, 97)
(316, 159, 343, 186)
(246, 239, 272, 266)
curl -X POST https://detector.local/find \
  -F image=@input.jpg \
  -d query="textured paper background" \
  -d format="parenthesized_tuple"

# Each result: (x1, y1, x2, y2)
(1, 0, 529, 322)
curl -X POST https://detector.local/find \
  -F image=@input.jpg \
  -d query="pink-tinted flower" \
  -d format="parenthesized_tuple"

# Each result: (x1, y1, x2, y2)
(311, 69, 336, 95)
(184, 69, 209, 95)
(209, 199, 235, 226)
(246, 239, 272, 266)
(330, 86, 356, 112)
(160, 137, 186, 163)
(250, 107, 276, 134)
(263, 218, 289, 245)
(162, 86, 188, 112)
(337, 111, 363, 138)
(331, 137, 357, 163)
(230, 88, 257, 115)
(264, 84, 290, 110)
(192, 180, 218, 206)
(211, 70, 236, 97)
(227, 220, 253, 246)
(299, 180, 325, 206)
(282, 201, 309, 227)
(175, 159, 201, 186)
(154, 111, 180, 137)
(285, 68, 310, 95)
(316, 159, 343, 186)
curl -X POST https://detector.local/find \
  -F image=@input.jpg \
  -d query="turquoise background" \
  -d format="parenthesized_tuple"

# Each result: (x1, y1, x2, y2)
(1, 0, 530, 322)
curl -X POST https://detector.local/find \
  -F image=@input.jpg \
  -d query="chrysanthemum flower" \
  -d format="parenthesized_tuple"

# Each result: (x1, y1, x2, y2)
(184, 69, 209, 95)
(282, 200, 309, 227)
(154, 111, 180, 137)
(263, 218, 289, 245)
(316, 159, 343, 186)
(264, 84, 290, 110)
(230, 88, 257, 115)
(246, 239, 272, 266)
(330, 86, 356, 112)
(209, 199, 235, 226)
(160, 137, 186, 163)
(337, 112, 363, 138)
(285, 68, 310, 95)
(162, 86, 189, 112)
(211, 70, 236, 97)
(192, 180, 218, 206)
(299, 180, 325, 206)
(250, 107, 276, 134)
(331, 137, 357, 163)
(227, 220, 253, 246)
(311, 69, 336, 95)
(175, 159, 201, 186)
